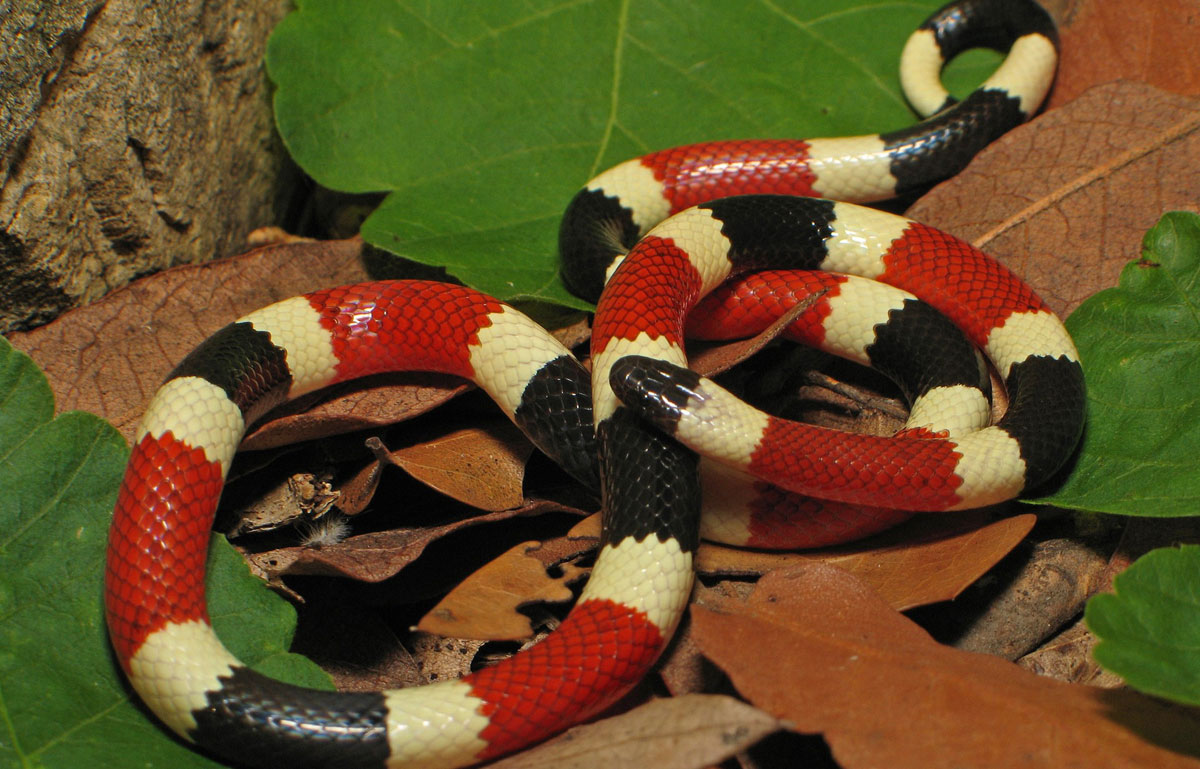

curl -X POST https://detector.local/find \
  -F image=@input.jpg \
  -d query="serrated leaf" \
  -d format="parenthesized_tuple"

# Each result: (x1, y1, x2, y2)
(0, 337, 331, 769)
(1086, 545, 1200, 706)
(266, 0, 998, 306)
(1038, 211, 1200, 515)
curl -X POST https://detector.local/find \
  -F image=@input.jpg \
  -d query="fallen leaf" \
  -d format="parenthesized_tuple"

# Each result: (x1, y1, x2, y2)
(688, 288, 827, 377)
(521, 523, 601, 570)
(239, 372, 470, 451)
(656, 618, 720, 698)
(7, 238, 371, 439)
(382, 419, 533, 511)
(907, 81, 1200, 318)
(566, 513, 602, 539)
(416, 516, 602, 641)
(333, 438, 389, 516)
(418, 540, 580, 641)
(696, 511, 1036, 611)
(1051, 0, 1200, 109)
(245, 498, 588, 584)
(408, 633, 489, 686)
(486, 694, 781, 769)
(692, 563, 1200, 769)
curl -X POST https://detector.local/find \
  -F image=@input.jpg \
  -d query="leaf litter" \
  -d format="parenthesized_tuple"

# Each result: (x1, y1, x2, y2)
(9, 0, 1200, 765)
(13, 118, 1200, 769)
(692, 563, 1200, 769)
(11, 224, 1096, 766)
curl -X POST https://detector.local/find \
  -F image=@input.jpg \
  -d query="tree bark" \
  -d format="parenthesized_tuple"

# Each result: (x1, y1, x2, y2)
(0, 0, 297, 332)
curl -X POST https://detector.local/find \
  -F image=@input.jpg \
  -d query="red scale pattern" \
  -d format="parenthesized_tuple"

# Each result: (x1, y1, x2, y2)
(880, 223, 1049, 346)
(468, 598, 663, 760)
(592, 237, 703, 353)
(105, 432, 224, 669)
(686, 270, 846, 344)
(640, 139, 819, 215)
(743, 482, 912, 549)
(748, 416, 965, 511)
(306, 281, 506, 382)
(687, 271, 952, 539)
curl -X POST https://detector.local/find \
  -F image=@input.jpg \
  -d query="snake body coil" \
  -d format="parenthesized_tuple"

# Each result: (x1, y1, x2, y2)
(104, 2, 1079, 766)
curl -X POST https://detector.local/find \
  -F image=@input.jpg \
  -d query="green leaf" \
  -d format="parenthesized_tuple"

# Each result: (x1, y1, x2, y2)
(1038, 212, 1200, 516)
(267, 0, 997, 307)
(1086, 545, 1200, 706)
(0, 337, 331, 769)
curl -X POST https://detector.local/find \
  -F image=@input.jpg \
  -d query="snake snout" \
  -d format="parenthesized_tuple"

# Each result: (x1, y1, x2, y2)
(610, 355, 706, 430)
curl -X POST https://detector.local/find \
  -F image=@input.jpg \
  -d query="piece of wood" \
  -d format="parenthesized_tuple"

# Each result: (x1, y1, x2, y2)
(0, 0, 295, 332)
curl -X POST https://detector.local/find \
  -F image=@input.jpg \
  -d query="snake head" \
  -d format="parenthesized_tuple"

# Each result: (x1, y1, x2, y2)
(609, 355, 708, 433)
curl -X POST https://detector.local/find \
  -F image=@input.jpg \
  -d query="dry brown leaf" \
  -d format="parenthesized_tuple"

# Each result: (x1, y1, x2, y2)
(383, 419, 533, 511)
(1051, 0, 1200, 109)
(418, 540, 580, 641)
(908, 81, 1200, 318)
(695, 511, 1035, 611)
(246, 498, 587, 583)
(408, 633, 489, 686)
(656, 618, 717, 698)
(334, 440, 389, 517)
(521, 523, 601, 569)
(240, 373, 470, 451)
(567, 513, 602, 539)
(688, 288, 827, 377)
(7, 238, 371, 438)
(417, 519, 600, 640)
(692, 563, 1200, 769)
(485, 694, 781, 769)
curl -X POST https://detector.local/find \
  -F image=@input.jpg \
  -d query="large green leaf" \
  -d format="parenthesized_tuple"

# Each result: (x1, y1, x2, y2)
(1039, 212, 1200, 516)
(1086, 545, 1200, 707)
(0, 337, 331, 769)
(267, 0, 997, 307)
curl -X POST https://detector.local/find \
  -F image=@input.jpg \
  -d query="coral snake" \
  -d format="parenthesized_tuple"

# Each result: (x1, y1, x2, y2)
(104, 1, 1083, 766)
